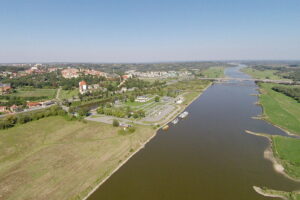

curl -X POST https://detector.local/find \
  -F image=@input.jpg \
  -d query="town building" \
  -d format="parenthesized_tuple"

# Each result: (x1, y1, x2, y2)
(27, 102, 42, 109)
(80, 69, 107, 77)
(61, 68, 80, 79)
(0, 106, 9, 113)
(135, 96, 150, 103)
(0, 83, 12, 95)
(10, 105, 22, 113)
(79, 80, 88, 94)
(120, 87, 127, 93)
(61, 67, 107, 79)
(175, 97, 184, 104)
(122, 74, 132, 80)
(40, 101, 54, 107)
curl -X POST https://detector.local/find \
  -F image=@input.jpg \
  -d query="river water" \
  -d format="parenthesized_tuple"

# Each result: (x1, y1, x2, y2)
(88, 65, 300, 200)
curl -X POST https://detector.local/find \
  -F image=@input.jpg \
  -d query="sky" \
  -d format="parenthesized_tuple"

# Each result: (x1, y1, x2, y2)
(0, 0, 300, 63)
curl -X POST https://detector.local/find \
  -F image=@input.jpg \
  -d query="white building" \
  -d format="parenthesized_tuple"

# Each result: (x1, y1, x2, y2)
(79, 80, 88, 94)
(135, 96, 150, 103)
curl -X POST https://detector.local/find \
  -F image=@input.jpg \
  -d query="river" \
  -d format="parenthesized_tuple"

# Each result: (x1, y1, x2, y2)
(88, 65, 300, 200)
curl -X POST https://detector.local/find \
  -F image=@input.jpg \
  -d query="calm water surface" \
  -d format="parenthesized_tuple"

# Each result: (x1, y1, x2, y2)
(88, 65, 300, 200)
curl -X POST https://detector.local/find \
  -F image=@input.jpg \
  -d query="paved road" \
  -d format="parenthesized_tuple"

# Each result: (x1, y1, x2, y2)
(86, 114, 150, 126)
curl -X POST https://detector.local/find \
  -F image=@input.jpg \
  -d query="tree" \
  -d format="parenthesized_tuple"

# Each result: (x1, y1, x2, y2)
(129, 96, 135, 102)
(155, 96, 160, 102)
(133, 113, 139, 119)
(97, 106, 104, 114)
(78, 107, 89, 116)
(128, 126, 136, 133)
(112, 119, 119, 127)
(68, 106, 75, 114)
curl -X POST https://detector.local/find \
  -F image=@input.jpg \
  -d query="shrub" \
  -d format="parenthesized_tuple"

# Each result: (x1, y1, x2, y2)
(96, 106, 104, 114)
(77, 107, 89, 116)
(112, 119, 119, 127)
(155, 96, 160, 102)
(128, 126, 136, 133)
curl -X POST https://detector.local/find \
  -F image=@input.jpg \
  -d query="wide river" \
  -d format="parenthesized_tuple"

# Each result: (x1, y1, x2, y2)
(88, 65, 300, 200)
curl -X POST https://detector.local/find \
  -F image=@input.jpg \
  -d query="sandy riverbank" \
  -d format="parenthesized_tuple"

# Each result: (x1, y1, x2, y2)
(82, 82, 212, 200)
(253, 82, 300, 138)
(245, 130, 300, 183)
(253, 186, 288, 200)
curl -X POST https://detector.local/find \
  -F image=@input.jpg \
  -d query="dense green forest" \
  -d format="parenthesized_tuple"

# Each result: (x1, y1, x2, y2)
(272, 85, 300, 102)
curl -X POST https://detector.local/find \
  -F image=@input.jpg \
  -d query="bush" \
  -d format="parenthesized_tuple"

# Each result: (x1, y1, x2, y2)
(97, 107, 104, 114)
(128, 126, 136, 133)
(129, 96, 135, 102)
(77, 107, 89, 116)
(112, 119, 119, 127)
(155, 96, 160, 102)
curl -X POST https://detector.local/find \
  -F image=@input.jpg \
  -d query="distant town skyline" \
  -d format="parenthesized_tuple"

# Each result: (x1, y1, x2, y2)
(1, 0, 300, 62)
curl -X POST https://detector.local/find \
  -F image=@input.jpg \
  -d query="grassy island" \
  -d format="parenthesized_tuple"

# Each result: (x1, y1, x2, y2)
(251, 81, 300, 199)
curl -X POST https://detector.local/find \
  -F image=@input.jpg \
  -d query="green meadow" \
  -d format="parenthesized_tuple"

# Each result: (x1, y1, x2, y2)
(259, 83, 300, 135)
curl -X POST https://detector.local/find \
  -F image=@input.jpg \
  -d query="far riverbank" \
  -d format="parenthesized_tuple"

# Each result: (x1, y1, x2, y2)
(242, 68, 300, 200)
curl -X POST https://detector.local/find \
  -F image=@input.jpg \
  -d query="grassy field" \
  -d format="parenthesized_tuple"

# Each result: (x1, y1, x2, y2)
(258, 187, 300, 200)
(0, 116, 154, 200)
(259, 83, 300, 135)
(10, 88, 57, 99)
(257, 136, 300, 200)
(242, 67, 287, 80)
(272, 135, 300, 179)
(59, 89, 78, 100)
(255, 83, 300, 199)
(202, 66, 225, 78)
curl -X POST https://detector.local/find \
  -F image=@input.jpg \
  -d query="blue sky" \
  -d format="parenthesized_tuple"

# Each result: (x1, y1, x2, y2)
(1, 0, 300, 62)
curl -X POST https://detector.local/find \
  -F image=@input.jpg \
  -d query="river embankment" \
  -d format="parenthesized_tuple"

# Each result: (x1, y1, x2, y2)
(87, 65, 300, 200)
(82, 81, 212, 200)
(243, 68, 300, 199)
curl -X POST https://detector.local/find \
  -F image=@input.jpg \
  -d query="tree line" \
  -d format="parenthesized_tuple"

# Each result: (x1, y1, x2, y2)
(272, 85, 300, 102)
(97, 104, 145, 119)
(0, 106, 74, 130)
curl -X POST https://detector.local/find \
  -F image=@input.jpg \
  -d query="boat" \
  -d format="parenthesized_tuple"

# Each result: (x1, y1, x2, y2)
(172, 118, 179, 124)
(179, 111, 189, 119)
(162, 125, 169, 131)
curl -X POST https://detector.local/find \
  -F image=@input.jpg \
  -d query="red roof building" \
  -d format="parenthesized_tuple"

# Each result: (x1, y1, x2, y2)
(27, 102, 41, 108)
(79, 81, 88, 94)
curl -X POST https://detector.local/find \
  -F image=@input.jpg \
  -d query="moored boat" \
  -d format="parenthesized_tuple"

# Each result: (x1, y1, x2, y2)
(179, 111, 189, 119)
(172, 118, 179, 124)
(162, 125, 169, 131)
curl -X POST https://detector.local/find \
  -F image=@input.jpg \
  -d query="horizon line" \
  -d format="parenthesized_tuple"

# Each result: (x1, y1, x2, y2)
(1, 59, 300, 65)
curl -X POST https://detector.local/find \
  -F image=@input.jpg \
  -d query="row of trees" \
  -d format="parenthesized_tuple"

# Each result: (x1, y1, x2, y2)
(286, 70, 300, 82)
(97, 105, 145, 119)
(0, 106, 69, 130)
(272, 86, 300, 102)
(124, 78, 165, 89)
(0, 95, 48, 106)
